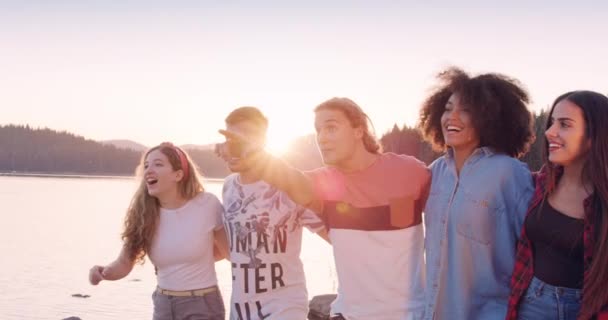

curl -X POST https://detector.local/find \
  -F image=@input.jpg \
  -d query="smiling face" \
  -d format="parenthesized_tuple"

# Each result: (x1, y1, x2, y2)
(143, 149, 183, 198)
(440, 93, 480, 152)
(314, 109, 362, 167)
(545, 99, 590, 167)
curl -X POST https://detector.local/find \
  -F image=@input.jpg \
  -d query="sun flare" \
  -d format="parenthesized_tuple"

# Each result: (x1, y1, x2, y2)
(264, 119, 312, 156)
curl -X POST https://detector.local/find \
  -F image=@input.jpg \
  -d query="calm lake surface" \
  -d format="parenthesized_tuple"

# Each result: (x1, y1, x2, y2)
(0, 176, 337, 320)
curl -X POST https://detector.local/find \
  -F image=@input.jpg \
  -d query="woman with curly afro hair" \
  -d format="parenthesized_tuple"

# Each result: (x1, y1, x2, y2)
(418, 67, 535, 320)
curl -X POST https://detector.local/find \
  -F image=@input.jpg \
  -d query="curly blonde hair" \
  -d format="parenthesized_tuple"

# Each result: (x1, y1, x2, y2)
(121, 143, 204, 264)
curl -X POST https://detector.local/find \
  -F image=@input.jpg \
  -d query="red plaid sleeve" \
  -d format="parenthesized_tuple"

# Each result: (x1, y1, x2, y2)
(505, 171, 546, 320)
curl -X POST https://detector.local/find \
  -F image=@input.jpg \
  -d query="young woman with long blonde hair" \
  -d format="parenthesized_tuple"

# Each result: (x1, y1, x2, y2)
(89, 142, 228, 320)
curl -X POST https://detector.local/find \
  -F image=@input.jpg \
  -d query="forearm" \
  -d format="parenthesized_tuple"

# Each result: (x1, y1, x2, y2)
(103, 249, 135, 281)
(213, 228, 229, 261)
(251, 151, 316, 207)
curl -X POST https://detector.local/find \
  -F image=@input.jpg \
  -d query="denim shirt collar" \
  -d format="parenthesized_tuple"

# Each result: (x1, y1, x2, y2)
(444, 146, 495, 175)
(445, 146, 495, 159)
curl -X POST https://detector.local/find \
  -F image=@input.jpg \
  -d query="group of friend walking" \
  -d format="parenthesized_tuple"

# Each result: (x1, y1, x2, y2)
(88, 66, 608, 320)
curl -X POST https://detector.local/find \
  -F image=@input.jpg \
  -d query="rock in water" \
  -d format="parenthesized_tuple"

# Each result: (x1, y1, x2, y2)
(62, 317, 82, 320)
(308, 294, 337, 320)
(71, 294, 90, 298)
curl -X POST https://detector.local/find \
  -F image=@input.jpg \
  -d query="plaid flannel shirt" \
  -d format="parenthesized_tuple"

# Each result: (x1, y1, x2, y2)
(505, 167, 608, 320)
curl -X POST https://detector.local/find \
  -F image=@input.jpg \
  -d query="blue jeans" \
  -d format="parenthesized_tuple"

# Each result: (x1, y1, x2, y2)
(518, 276, 581, 320)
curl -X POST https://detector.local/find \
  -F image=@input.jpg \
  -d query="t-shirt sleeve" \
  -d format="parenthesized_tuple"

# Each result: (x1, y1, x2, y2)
(418, 165, 432, 211)
(398, 154, 432, 213)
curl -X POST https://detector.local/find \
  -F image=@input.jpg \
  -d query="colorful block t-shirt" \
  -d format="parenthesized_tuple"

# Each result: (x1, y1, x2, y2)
(306, 152, 430, 320)
(222, 174, 325, 320)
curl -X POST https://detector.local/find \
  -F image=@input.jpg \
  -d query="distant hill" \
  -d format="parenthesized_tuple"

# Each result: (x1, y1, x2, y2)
(180, 143, 215, 151)
(100, 140, 216, 153)
(101, 139, 147, 152)
(0, 125, 230, 177)
(0, 125, 141, 175)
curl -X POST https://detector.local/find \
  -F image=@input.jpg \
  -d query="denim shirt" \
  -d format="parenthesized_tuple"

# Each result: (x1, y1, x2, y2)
(423, 147, 534, 320)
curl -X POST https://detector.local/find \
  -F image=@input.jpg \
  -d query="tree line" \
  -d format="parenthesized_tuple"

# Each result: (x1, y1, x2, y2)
(0, 125, 231, 177)
(0, 114, 548, 178)
(379, 111, 549, 171)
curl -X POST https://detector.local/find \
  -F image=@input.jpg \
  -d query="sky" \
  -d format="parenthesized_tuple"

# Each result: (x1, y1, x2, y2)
(1, 0, 607, 152)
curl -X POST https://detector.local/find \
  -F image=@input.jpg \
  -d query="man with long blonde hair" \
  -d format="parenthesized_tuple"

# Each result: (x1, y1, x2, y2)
(219, 98, 430, 320)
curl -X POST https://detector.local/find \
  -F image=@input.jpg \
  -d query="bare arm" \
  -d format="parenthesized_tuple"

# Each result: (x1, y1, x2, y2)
(89, 246, 136, 285)
(251, 151, 317, 208)
(219, 130, 320, 211)
(213, 228, 229, 262)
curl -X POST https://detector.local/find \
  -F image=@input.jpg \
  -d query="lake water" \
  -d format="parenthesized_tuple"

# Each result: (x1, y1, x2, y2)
(0, 176, 337, 320)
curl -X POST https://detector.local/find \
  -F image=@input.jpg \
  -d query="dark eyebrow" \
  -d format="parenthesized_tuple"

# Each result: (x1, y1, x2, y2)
(552, 116, 575, 123)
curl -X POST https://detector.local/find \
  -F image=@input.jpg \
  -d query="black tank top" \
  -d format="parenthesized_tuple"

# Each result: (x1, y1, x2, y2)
(525, 200, 585, 288)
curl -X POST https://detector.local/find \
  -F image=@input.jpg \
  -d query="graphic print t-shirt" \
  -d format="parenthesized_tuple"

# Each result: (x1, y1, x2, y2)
(222, 174, 324, 320)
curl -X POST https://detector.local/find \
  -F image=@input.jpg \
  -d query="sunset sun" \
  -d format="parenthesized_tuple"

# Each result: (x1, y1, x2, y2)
(264, 116, 312, 156)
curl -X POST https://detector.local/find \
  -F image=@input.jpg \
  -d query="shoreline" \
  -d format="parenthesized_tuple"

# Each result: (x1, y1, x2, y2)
(0, 172, 225, 182)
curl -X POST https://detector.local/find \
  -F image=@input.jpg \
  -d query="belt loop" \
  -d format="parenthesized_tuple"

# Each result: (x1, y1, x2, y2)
(535, 280, 544, 297)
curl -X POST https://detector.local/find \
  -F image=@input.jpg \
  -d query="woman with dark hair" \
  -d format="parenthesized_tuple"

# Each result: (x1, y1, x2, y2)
(418, 67, 535, 319)
(88, 142, 228, 320)
(506, 91, 608, 320)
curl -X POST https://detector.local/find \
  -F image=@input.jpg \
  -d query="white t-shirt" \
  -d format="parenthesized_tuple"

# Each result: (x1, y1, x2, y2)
(148, 192, 224, 291)
(222, 174, 324, 320)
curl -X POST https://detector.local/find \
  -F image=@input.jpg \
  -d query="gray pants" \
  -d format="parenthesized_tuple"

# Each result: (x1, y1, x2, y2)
(152, 288, 225, 320)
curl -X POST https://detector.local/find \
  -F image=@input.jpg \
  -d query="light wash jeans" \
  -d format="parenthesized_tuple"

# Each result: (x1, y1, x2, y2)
(518, 276, 581, 320)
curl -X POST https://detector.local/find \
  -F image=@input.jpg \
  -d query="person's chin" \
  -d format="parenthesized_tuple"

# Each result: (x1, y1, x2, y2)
(445, 140, 466, 150)
(228, 164, 247, 172)
(321, 156, 337, 166)
(444, 138, 458, 147)
(548, 154, 566, 166)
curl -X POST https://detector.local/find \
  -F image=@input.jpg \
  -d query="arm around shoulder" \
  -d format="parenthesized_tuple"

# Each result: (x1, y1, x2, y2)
(503, 159, 535, 233)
